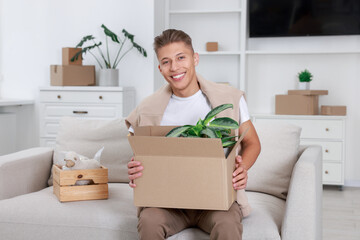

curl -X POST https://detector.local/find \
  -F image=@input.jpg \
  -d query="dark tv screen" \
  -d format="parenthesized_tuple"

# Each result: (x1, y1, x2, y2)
(249, 0, 360, 37)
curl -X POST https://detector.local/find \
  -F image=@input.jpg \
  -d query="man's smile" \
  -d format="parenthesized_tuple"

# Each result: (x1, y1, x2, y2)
(171, 72, 186, 81)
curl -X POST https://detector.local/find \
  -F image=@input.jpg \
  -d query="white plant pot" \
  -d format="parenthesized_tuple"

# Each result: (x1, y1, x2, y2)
(97, 69, 119, 86)
(298, 82, 310, 90)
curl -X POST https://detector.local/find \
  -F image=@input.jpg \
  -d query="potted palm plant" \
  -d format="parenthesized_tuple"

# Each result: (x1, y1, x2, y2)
(71, 24, 147, 86)
(297, 69, 313, 90)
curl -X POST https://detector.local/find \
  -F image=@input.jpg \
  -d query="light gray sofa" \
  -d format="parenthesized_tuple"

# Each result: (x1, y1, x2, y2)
(0, 118, 322, 240)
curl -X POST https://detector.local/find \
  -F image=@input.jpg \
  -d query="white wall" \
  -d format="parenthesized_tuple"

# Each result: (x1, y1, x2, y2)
(246, 36, 360, 186)
(0, 0, 154, 148)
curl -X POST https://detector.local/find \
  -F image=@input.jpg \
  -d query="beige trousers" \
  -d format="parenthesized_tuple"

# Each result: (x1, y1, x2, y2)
(137, 202, 243, 240)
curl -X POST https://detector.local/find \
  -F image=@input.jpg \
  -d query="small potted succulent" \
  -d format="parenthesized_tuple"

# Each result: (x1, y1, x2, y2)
(297, 69, 313, 90)
(71, 24, 147, 86)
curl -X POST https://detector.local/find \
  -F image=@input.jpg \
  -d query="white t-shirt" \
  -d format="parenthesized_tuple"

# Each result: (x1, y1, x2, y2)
(128, 89, 250, 133)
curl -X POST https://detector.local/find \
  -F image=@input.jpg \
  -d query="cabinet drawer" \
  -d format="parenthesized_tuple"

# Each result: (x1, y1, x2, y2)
(42, 104, 121, 118)
(301, 140, 342, 162)
(323, 163, 342, 184)
(255, 118, 344, 139)
(40, 91, 123, 104)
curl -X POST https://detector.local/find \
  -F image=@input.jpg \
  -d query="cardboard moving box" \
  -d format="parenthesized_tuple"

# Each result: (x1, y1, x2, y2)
(206, 42, 218, 52)
(321, 105, 347, 116)
(50, 65, 95, 86)
(62, 47, 83, 65)
(128, 126, 245, 210)
(275, 95, 319, 115)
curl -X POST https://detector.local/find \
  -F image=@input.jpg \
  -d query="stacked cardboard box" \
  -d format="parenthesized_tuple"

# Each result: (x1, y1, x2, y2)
(50, 48, 95, 86)
(275, 90, 328, 115)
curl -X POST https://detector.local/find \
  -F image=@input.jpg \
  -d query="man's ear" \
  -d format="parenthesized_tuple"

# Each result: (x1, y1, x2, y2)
(158, 65, 162, 73)
(194, 53, 199, 66)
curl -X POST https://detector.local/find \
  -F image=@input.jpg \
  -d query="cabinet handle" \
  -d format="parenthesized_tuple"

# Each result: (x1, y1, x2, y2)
(325, 170, 329, 174)
(325, 149, 329, 153)
(325, 128, 330, 132)
(57, 95, 61, 99)
(99, 96, 103, 100)
(73, 111, 88, 114)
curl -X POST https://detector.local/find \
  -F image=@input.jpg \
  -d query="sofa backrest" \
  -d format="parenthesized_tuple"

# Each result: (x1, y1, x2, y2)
(246, 122, 302, 200)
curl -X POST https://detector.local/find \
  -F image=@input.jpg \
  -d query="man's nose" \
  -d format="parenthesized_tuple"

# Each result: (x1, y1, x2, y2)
(170, 61, 179, 71)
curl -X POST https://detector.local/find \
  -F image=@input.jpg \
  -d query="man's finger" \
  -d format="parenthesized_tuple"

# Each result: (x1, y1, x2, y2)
(128, 165, 144, 175)
(129, 172, 142, 181)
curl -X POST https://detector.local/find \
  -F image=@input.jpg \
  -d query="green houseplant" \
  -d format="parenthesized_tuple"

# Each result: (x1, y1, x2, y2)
(166, 104, 239, 148)
(71, 24, 147, 86)
(297, 69, 313, 90)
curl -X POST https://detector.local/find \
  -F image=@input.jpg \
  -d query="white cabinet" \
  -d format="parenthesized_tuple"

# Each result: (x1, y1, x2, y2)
(251, 114, 346, 186)
(39, 87, 135, 147)
(165, 0, 247, 90)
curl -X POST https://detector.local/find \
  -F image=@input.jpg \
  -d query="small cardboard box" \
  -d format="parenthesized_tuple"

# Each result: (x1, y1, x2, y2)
(275, 95, 319, 115)
(128, 126, 245, 210)
(50, 65, 95, 86)
(52, 165, 108, 202)
(62, 47, 82, 65)
(321, 105, 347, 116)
(206, 42, 218, 52)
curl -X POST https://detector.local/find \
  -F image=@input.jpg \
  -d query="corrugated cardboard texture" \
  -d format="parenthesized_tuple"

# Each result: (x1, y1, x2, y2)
(50, 65, 95, 86)
(128, 126, 241, 210)
(276, 95, 319, 115)
(321, 105, 347, 116)
(62, 48, 82, 65)
(288, 90, 328, 96)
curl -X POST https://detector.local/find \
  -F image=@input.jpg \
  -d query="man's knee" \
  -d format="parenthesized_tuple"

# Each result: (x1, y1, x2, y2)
(137, 208, 169, 240)
(211, 218, 243, 239)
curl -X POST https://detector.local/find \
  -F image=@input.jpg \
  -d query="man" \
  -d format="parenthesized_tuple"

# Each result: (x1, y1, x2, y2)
(126, 29, 261, 240)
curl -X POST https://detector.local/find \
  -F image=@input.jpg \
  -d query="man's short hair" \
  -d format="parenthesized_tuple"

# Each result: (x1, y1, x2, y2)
(154, 29, 194, 55)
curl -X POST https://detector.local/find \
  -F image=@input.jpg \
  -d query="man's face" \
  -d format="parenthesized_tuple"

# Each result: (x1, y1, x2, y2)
(157, 42, 199, 97)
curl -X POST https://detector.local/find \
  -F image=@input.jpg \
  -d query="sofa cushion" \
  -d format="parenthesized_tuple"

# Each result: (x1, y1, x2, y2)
(49, 117, 133, 185)
(246, 122, 301, 200)
(168, 191, 285, 240)
(0, 183, 138, 240)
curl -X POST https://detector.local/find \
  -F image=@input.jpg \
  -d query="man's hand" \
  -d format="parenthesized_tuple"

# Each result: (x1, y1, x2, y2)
(127, 156, 143, 188)
(232, 155, 248, 190)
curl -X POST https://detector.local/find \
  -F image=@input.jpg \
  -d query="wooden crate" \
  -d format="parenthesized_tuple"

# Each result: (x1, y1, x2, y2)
(52, 165, 108, 202)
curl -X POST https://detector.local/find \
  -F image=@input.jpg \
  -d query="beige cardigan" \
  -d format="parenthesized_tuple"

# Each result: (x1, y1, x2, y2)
(125, 74, 251, 217)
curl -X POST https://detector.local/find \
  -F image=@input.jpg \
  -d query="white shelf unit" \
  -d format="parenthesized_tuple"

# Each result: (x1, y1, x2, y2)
(251, 114, 346, 187)
(165, 0, 247, 90)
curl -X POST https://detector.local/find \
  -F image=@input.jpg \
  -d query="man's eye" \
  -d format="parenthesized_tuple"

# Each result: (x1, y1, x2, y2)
(178, 56, 185, 60)
(162, 61, 168, 65)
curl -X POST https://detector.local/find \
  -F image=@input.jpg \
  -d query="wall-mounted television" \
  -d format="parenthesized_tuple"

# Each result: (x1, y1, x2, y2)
(249, 0, 360, 37)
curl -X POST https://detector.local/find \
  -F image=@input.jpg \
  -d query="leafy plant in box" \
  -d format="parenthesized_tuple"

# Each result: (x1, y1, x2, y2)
(166, 104, 239, 148)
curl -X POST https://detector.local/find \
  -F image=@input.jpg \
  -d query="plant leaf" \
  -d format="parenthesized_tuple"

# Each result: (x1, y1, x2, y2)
(71, 42, 102, 62)
(203, 104, 233, 126)
(75, 35, 95, 48)
(101, 24, 120, 43)
(221, 136, 236, 143)
(208, 117, 239, 130)
(200, 128, 217, 138)
(132, 41, 147, 57)
(122, 29, 134, 42)
(222, 140, 237, 148)
(166, 125, 192, 137)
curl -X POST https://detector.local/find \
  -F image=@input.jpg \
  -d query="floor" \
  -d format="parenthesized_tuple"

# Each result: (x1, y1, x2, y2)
(323, 186, 360, 240)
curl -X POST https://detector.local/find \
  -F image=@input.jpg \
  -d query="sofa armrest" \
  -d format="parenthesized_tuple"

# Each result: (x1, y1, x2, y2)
(0, 147, 53, 200)
(281, 145, 322, 240)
